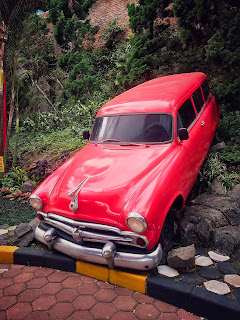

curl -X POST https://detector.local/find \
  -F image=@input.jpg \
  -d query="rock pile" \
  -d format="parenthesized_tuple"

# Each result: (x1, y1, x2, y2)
(177, 184, 240, 261)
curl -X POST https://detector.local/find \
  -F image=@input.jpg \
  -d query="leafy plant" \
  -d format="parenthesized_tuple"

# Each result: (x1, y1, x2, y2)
(0, 167, 26, 189)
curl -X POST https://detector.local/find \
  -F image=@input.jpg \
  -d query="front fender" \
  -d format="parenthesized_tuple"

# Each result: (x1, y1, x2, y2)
(118, 147, 190, 249)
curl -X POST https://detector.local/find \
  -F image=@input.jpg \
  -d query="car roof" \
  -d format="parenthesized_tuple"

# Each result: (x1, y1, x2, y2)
(97, 72, 207, 116)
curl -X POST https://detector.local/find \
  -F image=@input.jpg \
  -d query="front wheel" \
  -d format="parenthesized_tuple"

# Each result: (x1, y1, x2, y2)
(159, 207, 175, 253)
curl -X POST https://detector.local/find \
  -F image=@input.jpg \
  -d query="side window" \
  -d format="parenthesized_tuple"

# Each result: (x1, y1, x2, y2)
(192, 87, 204, 113)
(178, 98, 196, 129)
(201, 80, 210, 101)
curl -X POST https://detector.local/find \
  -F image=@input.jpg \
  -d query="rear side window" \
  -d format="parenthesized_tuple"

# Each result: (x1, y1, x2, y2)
(202, 80, 210, 101)
(178, 98, 196, 129)
(192, 87, 204, 113)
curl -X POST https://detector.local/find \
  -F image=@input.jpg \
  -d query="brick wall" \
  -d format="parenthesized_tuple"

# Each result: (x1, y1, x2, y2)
(88, 0, 138, 46)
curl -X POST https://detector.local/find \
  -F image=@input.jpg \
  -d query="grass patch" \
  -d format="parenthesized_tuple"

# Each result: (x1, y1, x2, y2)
(0, 197, 36, 226)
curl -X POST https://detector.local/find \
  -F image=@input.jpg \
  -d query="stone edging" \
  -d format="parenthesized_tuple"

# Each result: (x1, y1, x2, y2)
(1, 246, 240, 320)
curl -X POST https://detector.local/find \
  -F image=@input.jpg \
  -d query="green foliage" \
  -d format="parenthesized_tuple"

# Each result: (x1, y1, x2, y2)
(48, 0, 100, 102)
(1, 167, 25, 189)
(126, 0, 179, 84)
(217, 111, 240, 142)
(203, 153, 240, 191)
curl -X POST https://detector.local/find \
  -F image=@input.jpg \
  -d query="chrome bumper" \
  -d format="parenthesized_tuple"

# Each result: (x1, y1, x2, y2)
(35, 225, 162, 271)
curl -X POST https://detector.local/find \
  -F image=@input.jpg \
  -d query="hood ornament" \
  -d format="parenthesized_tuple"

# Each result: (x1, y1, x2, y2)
(68, 176, 90, 212)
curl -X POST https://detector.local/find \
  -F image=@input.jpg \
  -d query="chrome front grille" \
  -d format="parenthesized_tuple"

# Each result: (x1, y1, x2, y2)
(38, 212, 149, 248)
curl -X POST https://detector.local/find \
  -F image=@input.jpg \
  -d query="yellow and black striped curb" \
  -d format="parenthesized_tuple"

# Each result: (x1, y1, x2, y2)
(1, 246, 240, 320)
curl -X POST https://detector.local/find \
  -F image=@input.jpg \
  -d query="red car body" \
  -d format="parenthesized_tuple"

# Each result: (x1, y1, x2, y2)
(30, 73, 220, 270)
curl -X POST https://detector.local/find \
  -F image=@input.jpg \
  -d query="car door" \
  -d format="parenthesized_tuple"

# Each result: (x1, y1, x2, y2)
(176, 96, 208, 187)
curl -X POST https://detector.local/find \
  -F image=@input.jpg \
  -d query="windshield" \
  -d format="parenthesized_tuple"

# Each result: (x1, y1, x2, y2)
(90, 113, 173, 144)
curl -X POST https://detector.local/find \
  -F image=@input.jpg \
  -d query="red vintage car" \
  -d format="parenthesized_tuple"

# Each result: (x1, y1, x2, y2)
(30, 72, 220, 270)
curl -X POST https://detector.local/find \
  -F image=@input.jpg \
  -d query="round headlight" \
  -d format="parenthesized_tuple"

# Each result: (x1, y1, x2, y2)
(29, 195, 43, 210)
(126, 212, 147, 233)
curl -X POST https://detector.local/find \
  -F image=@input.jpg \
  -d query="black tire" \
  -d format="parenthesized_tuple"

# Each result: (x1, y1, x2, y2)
(159, 207, 175, 253)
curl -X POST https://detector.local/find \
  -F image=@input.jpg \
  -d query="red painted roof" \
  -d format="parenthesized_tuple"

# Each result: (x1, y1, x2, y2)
(97, 72, 207, 116)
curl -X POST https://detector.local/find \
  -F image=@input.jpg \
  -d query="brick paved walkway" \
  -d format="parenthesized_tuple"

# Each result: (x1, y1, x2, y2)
(0, 264, 200, 320)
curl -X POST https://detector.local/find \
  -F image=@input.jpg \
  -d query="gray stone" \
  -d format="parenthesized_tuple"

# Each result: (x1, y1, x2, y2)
(204, 280, 230, 295)
(209, 142, 226, 153)
(217, 262, 240, 275)
(157, 265, 179, 278)
(192, 194, 240, 226)
(196, 219, 213, 246)
(228, 184, 240, 200)
(181, 273, 203, 286)
(213, 226, 240, 256)
(167, 245, 195, 270)
(199, 266, 222, 280)
(211, 178, 226, 195)
(224, 274, 240, 288)
(12, 223, 34, 247)
(20, 181, 37, 193)
(231, 247, 240, 262)
(195, 256, 214, 267)
(182, 204, 228, 228)
(14, 223, 32, 238)
(233, 288, 240, 300)
(29, 217, 39, 230)
(195, 247, 207, 256)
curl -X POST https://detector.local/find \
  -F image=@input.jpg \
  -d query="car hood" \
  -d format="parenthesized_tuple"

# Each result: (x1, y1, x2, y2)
(47, 143, 173, 226)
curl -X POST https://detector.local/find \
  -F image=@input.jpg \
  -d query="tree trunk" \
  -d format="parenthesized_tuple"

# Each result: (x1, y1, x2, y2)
(12, 101, 19, 168)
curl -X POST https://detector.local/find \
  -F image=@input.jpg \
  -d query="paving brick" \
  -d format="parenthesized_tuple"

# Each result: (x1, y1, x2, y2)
(6, 303, 32, 320)
(133, 292, 155, 304)
(32, 295, 56, 311)
(134, 304, 159, 320)
(112, 311, 137, 320)
(77, 282, 99, 295)
(81, 275, 98, 283)
(62, 276, 83, 288)
(56, 288, 79, 302)
(0, 311, 6, 320)
(0, 296, 16, 310)
(97, 281, 115, 289)
(113, 296, 137, 311)
(10, 265, 24, 268)
(34, 268, 55, 278)
(48, 303, 74, 319)
(177, 309, 200, 320)
(114, 287, 133, 296)
(0, 290, 3, 298)
(0, 264, 10, 269)
(47, 271, 68, 283)
(18, 289, 41, 303)
(14, 272, 34, 283)
(2, 268, 22, 278)
(24, 310, 50, 320)
(68, 310, 93, 320)
(159, 313, 181, 320)
(91, 302, 117, 319)
(94, 288, 117, 302)
(27, 277, 48, 289)
(3, 283, 25, 296)
(0, 278, 13, 289)
(41, 283, 63, 295)
(23, 266, 39, 273)
(154, 300, 178, 313)
(73, 295, 96, 310)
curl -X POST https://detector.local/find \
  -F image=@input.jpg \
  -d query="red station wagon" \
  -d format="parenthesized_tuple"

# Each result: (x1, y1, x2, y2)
(30, 73, 220, 270)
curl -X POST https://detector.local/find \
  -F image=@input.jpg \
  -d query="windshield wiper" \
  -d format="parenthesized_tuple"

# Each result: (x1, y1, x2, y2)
(120, 142, 142, 146)
(99, 139, 120, 143)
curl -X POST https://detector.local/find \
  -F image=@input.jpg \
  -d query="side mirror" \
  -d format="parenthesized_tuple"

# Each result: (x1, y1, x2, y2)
(83, 130, 90, 140)
(179, 128, 189, 141)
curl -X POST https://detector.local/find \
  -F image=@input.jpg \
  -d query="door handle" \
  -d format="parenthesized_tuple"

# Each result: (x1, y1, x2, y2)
(201, 120, 205, 126)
